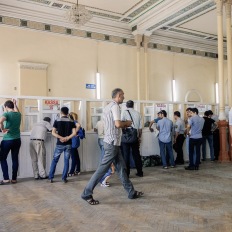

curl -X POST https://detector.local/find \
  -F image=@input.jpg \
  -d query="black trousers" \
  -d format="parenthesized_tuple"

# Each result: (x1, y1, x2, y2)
(213, 129, 220, 160)
(174, 134, 185, 163)
(122, 140, 143, 177)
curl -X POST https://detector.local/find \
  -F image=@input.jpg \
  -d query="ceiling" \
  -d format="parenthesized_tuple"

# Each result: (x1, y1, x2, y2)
(0, 0, 229, 53)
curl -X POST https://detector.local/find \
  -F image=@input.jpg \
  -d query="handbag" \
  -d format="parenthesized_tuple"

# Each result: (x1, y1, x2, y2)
(121, 110, 138, 143)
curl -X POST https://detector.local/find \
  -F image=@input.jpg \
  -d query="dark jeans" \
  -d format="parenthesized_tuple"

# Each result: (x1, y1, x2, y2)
(158, 140, 175, 167)
(189, 138, 203, 167)
(0, 138, 21, 180)
(213, 129, 220, 160)
(69, 147, 80, 174)
(122, 140, 143, 177)
(175, 134, 185, 163)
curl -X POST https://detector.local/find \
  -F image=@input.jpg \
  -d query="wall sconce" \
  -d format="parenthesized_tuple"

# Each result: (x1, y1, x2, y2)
(96, 72, 101, 99)
(215, 83, 219, 104)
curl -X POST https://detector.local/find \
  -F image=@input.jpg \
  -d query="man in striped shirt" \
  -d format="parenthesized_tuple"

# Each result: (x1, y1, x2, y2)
(81, 88, 144, 205)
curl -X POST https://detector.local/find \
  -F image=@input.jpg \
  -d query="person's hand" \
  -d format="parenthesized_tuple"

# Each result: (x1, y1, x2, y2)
(126, 120, 132, 127)
(2, 129, 9, 134)
(12, 99, 17, 105)
(149, 128, 154, 132)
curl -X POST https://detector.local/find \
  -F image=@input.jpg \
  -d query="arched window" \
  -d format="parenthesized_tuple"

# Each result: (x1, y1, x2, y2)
(185, 89, 203, 103)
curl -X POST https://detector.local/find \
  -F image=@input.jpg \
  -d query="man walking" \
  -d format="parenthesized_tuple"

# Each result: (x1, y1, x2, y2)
(30, 117, 53, 180)
(48, 107, 76, 183)
(173, 111, 185, 165)
(81, 88, 143, 205)
(121, 100, 143, 178)
(157, 110, 175, 169)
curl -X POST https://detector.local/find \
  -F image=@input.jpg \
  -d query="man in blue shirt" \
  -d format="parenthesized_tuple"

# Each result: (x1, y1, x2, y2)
(185, 108, 204, 170)
(157, 110, 175, 169)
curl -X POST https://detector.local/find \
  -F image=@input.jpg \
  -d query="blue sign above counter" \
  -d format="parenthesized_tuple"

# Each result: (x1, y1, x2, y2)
(86, 84, 96, 89)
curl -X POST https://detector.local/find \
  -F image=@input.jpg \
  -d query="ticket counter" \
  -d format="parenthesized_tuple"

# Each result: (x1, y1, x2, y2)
(0, 96, 216, 179)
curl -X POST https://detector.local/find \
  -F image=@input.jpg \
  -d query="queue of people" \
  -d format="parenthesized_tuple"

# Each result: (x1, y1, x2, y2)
(0, 92, 221, 206)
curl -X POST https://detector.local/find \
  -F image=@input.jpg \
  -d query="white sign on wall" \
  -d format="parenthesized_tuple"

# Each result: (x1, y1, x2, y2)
(156, 103, 167, 112)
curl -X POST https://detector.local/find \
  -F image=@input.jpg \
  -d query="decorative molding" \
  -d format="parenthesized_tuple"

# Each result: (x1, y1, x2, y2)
(215, 0, 224, 16)
(18, 62, 49, 70)
(225, 1, 232, 18)
(147, 0, 208, 31)
(168, 2, 215, 27)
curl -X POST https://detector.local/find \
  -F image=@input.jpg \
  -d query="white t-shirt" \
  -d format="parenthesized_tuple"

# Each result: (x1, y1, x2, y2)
(95, 120, 104, 139)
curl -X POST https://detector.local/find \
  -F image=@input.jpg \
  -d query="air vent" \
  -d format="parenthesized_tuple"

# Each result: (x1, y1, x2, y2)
(153, 44, 157, 49)
(181, 48, 184, 53)
(122, 38, 127, 44)
(87, 32, 91, 38)
(167, 46, 171, 51)
(20, 20, 27, 27)
(193, 50, 196, 55)
(105, 35, 109, 41)
(45, 24, 50, 31)
(52, 3, 63, 8)
(66, 28, 71, 34)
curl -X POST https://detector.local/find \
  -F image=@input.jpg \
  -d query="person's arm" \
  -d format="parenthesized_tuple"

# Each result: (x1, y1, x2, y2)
(149, 121, 154, 132)
(186, 124, 191, 136)
(0, 116, 8, 133)
(12, 99, 19, 113)
(115, 120, 132, 128)
(52, 127, 64, 140)
(112, 104, 132, 128)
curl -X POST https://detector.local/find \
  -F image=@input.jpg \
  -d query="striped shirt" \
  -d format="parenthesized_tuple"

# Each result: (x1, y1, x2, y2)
(103, 101, 121, 146)
(121, 108, 142, 130)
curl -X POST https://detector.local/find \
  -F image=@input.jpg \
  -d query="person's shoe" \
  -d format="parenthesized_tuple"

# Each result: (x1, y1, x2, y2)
(48, 179, 53, 183)
(136, 173, 143, 177)
(101, 182, 110, 187)
(34, 177, 40, 180)
(39, 176, 48, 180)
(185, 166, 194, 170)
(171, 166, 176, 168)
(163, 166, 168, 169)
(201, 159, 206, 161)
(63, 179, 68, 183)
(195, 166, 199, 170)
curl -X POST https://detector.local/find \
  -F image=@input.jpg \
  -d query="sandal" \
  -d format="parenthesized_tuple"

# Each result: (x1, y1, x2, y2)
(82, 196, 99, 205)
(132, 191, 144, 199)
(11, 180, 17, 184)
(0, 180, 10, 185)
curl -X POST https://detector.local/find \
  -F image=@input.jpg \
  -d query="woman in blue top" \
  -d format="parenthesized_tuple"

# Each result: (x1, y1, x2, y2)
(68, 112, 81, 176)
(0, 99, 21, 184)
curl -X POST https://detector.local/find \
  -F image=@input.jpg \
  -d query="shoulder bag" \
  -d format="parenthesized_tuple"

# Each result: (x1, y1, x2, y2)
(121, 110, 138, 143)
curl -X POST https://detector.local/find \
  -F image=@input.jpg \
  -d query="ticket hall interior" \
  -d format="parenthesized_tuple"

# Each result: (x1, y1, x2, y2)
(0, 0, 232, 231)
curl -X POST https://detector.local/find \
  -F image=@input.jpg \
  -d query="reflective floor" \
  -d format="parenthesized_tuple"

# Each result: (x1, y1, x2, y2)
(0, 161, 232, 232)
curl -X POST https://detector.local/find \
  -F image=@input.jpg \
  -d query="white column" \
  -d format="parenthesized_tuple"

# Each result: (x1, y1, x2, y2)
(216, 0, 226, 120)
(144, 35, 151, 101)
(226, 0, 232, 107)
(134, 34, 143, 100)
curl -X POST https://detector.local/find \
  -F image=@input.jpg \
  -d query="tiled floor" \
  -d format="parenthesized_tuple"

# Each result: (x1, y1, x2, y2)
(0, 162, 232, 232)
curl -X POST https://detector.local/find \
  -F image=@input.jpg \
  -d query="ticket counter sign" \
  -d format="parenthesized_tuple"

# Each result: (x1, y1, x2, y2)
(156, 103, 167, 112)
(43, 100, 60, 110)
(195, 104, 207, 112)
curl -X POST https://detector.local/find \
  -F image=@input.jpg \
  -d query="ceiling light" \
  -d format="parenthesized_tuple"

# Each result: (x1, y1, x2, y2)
(66, 0, 92, 27)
